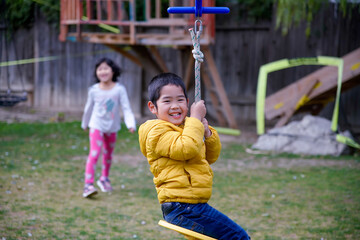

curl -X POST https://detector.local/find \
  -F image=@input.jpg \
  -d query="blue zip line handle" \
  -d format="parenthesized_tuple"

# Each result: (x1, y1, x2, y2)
(167, 0, 229, 17)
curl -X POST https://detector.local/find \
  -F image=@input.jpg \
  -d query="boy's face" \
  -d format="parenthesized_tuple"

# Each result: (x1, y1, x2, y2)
(148, 84, 189, 126)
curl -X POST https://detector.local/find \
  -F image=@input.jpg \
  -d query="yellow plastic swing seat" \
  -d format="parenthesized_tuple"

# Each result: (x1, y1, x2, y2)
(158, 220, 217, 240)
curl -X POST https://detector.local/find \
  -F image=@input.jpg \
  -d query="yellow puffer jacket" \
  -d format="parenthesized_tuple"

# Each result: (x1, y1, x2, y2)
(138, 117, 221, 204)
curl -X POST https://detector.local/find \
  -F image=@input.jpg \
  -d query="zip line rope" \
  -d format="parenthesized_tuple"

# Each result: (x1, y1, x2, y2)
(168, 0, 229, 103)
(189, 20, 204, 102)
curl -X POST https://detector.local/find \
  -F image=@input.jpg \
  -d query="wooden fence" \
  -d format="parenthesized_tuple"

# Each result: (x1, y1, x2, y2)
(0, 3, 359, 134)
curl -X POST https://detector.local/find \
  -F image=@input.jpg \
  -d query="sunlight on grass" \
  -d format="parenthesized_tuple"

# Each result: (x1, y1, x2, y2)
(0, 121, 359, 239)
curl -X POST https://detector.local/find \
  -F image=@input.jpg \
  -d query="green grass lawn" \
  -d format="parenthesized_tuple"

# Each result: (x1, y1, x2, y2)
(0, 121, 359, 239)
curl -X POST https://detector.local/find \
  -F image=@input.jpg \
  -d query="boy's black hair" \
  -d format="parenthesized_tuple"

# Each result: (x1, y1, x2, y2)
(94, 57, 122, 83)
(148, 73, 188, 107)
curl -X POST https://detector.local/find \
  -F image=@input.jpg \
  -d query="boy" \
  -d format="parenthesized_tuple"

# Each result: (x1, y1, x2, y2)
(138, 73, 250, 239)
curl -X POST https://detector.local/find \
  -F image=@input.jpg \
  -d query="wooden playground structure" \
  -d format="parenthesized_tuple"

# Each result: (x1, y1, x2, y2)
(59, 0, 237, 129)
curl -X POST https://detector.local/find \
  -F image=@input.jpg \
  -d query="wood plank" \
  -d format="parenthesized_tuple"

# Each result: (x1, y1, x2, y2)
(96, 0, 101, 20)
(117, 0, 122, 21)
(86, 0, 91, 19)
(202, 68, 227, 126)
(203, 46, 238, 129)
(156, 0, 160, 19)
(148, 46, 169, 72)
(107, 0, 112, 21)
(265, 48, 360, 120)
(274, 80, 319, 128)
(145, 0, 150, 20)
(104, 44, 142, 67)
(131, 45, 163, 74)
(184, 50, 195, 90)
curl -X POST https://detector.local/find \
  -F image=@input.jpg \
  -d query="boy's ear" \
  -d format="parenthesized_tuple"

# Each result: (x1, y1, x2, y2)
(147, 101, 157, 114)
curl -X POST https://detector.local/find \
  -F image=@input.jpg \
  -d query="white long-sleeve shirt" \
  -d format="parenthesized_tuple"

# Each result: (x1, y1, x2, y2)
(81, 83, 136, 133)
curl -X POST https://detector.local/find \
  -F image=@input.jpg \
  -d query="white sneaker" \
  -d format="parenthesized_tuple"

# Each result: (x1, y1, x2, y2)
(97, 178, 113, 192)
(83, 184, 98, 198)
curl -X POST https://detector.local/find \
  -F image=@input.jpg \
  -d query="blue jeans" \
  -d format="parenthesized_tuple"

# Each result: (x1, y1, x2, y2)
(161, 202, 250, 240)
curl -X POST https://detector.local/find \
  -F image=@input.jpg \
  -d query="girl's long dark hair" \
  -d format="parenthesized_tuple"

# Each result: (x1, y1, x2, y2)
(94, 58, 122, 83)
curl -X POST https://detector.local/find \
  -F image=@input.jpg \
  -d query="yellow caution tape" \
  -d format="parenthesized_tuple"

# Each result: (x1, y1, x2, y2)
(295, 95, 310, 110)
(274, 102, 284, 110)
(351, 62, 360, 71)
(0, 49, 114, 67)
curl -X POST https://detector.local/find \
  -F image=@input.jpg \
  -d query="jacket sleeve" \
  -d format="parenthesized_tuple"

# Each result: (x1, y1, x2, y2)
(81, 88, 94, 130)
(119, 85, 136, 130)
(151, 118, 205, 161)
(204, 126, 221, 164)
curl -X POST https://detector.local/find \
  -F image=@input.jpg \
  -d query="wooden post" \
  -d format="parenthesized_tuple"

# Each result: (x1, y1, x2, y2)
(105, 44, 142, 67)
(145, 0, 151, 20)
(201, 68, 227, 126)
(203, 46, 238, 129)
(130, 0, 136, 44)
(156, 0, 161, 19)
(184, 49, 195, 90)
(86, 0, 91, 20)
(107, 0, 112, 21)
(117, 0, 122, 21)
(149, 46, 169, 72)
(76, 0, 82, 41)
(274, 79, 319, 127)
(96, 0, 101, 20)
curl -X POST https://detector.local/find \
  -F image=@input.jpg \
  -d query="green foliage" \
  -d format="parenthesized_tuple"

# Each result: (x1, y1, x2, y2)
(35, 0, 60, 24)
(2, 0, 35, 31)
(275, 0, 360, 36)
(237, 0, 273, 21)
(2, 0, 59, 32)
(216, 0, 273, 22)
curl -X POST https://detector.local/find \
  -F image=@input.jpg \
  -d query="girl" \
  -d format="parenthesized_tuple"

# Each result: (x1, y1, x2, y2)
(81, 58, 136, 198)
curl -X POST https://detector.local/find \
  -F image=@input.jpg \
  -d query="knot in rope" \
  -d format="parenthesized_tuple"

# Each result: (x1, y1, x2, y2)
(192, 49, 204, 62)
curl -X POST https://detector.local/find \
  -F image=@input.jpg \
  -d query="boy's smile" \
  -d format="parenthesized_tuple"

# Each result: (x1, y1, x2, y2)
(148, 84, 189, 126)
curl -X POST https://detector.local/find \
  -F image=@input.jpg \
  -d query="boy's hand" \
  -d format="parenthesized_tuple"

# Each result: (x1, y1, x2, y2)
(190, 100, 206, 121)
(202, 118, 212, 138)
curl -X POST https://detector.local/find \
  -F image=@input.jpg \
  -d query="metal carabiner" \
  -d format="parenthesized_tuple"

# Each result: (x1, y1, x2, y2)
(194, 19, 203, 34)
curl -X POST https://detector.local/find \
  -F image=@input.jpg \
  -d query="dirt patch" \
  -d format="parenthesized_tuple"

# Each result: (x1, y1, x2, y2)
(72, 153, 360, 171)
(0, 106, 83, 123)
(214, 157, 360, 172)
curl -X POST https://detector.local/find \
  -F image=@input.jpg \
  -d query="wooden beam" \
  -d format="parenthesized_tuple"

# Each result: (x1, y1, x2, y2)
(117, 0, 122, 21)
(265, 48, 360, 121)
(274, 79, 319, 128)
(145, 0, 150, 20)
(131, 45, 163, 74)
(76, 0, 82, 41)
(202, 46, 238, 129)
(86, 0, 91, 20)
(202, 68, 226, 126)
(148, 46, 169, 72)
(96, 0, 101, 20)
(184, 49, 195, 90)
(104, 44, 142, 67)
(156, 0, 160, 19)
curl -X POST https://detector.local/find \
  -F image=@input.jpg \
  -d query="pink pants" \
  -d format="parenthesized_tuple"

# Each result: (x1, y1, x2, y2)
(84, 129, 117, 184)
